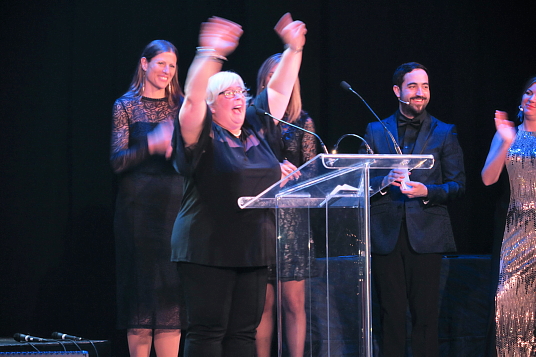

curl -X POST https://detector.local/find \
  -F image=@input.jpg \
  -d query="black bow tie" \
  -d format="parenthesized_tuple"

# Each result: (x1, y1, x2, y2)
(398, 117, 421, 128)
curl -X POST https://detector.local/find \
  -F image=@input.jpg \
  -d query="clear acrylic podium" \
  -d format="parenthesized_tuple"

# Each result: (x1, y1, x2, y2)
(239, 154, 434, 357)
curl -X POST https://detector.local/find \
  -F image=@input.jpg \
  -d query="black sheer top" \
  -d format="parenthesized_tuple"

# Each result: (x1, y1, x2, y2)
(110, 95, 179, 175)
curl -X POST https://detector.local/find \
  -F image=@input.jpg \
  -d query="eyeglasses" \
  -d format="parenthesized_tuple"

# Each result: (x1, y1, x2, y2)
(218, 89, 247, 99)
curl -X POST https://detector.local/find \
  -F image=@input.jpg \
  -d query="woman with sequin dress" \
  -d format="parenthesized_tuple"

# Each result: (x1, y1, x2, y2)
(255, 53, 317, 357)
(482, 76, 536, 356)
(110, 40, 184, 357)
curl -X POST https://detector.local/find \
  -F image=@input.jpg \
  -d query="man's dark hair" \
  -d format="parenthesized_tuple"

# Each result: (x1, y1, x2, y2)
(392, 62, 428, 88)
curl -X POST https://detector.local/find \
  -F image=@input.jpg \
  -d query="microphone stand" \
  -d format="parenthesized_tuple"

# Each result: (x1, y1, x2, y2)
(340, 81, 403, 155)
(254, 106, 330, 155)
(341, 81, 413, 189)
(333, 133, 374, 154)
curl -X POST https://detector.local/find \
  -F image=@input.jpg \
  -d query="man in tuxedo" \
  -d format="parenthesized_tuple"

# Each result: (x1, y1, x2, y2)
(360, 62, 465, 356)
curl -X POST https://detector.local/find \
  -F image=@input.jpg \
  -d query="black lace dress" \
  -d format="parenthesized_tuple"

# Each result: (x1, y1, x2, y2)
(110, 95, 184, 329)
(276, 111, 318, 280)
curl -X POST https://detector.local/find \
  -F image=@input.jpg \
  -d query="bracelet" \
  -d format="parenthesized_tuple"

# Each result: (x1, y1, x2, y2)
(210, 53, 228, 62)
(195, 55, 226, 64)
(195, 54, 228, 62)
(196, 46, 216, 53)
(284, 44, 304, 53)
(196, 47, 228, 62)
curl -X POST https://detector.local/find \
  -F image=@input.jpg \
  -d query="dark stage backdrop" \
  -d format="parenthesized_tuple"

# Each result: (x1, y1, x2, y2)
(1, 0, 533, 355)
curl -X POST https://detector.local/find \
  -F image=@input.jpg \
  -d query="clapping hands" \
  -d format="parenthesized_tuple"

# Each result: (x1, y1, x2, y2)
(494, 110, 516, 144)
(148, 120, 174, 159)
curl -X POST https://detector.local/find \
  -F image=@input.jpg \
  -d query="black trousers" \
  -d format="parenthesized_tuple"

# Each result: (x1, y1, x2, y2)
(177, 262, 268, 357)
(372, 222, 442, 357)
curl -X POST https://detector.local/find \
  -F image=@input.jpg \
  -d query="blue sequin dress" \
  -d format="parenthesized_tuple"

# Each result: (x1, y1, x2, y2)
(496, 129, 536, 356)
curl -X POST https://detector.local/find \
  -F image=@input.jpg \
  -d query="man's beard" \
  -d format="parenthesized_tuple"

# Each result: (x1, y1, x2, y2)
(405, 96, 428, 117)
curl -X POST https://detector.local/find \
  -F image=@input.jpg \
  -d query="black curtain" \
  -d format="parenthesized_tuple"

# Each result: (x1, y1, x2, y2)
(1, 0, 532, 355)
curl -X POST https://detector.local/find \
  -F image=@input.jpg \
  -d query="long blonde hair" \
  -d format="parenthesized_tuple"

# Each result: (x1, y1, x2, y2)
(256, 53, 302, 123)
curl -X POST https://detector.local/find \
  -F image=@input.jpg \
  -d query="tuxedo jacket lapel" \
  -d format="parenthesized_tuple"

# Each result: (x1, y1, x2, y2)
(413, 113, 435, 154)
(382, 115, 399, 154)
(381, 113, 433, 154)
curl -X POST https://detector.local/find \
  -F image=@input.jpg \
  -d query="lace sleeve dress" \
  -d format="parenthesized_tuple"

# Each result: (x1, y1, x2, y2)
(111, 95, 184, 329)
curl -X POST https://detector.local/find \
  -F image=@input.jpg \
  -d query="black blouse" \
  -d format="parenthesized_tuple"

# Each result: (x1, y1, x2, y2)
(170, 91, 281, 267)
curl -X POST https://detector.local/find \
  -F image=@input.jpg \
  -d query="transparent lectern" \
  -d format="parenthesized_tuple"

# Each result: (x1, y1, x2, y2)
(238, 154, 434, 357)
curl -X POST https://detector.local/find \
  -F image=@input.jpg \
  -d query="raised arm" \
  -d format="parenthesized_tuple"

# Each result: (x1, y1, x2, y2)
(179, 17, 243, 147)
(267, 13, 307, 120)
(481, 110, 516, 186)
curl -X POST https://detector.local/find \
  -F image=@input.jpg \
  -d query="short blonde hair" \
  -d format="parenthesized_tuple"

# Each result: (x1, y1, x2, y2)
(206, 71, 248, 105)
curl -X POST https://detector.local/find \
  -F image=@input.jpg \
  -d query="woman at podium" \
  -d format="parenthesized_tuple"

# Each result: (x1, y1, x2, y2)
(170, 14, 307, 357)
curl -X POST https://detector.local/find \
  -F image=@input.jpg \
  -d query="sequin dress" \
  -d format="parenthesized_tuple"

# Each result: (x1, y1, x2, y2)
(496, 129, 536, 356)
(111, 95, 184, 329)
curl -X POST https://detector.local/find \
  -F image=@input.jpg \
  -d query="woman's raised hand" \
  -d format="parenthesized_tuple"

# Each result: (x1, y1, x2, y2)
(199, 17, 243, 57)
(274, 13, 307, 51)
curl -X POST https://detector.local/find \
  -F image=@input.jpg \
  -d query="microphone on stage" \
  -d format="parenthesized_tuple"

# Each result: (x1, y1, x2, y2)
(14, 333, 53, 343)
(340, 81, 402, 155)
(332, 134, 374, 154)
(51, 332, 85, 341)
(254, 106, 330, 155)
(398, 97, 410, 105)
(341, 81, 411, 189)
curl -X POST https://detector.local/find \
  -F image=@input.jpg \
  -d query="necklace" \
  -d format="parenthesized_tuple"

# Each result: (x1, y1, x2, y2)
(232, 129, 242, 138)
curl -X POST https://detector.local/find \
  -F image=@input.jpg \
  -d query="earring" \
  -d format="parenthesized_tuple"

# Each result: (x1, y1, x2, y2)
(142, 71, 146, 95)
(168, 82, 172, 94)
(519, 105, 524, 112)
